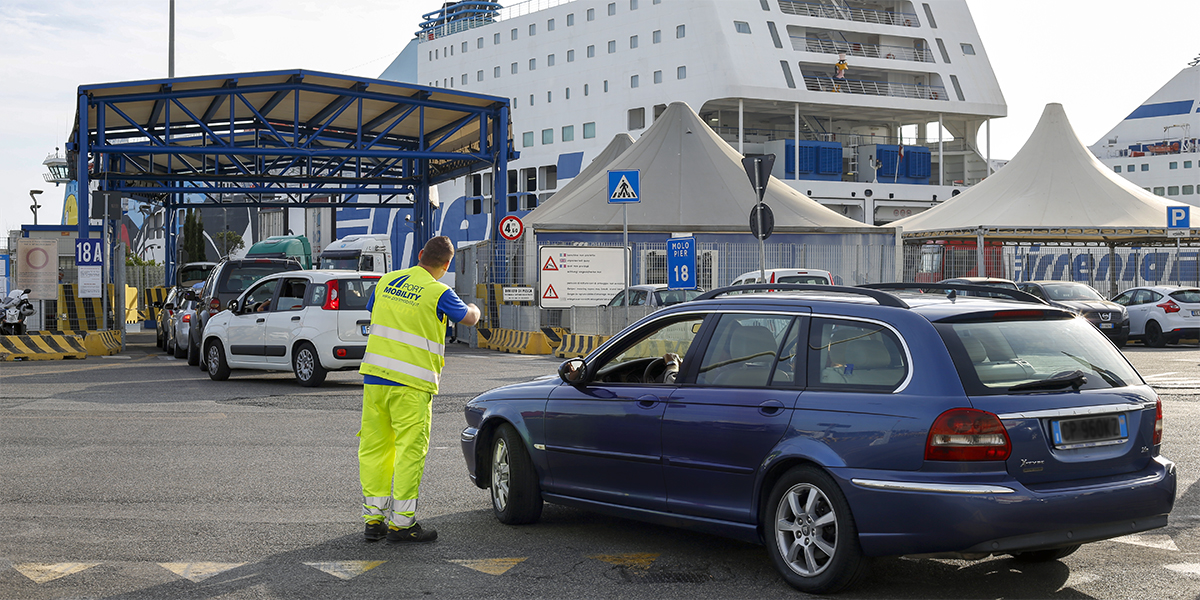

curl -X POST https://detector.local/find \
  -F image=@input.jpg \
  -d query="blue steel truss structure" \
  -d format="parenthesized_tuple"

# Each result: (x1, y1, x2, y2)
(68, 69, 512, 280)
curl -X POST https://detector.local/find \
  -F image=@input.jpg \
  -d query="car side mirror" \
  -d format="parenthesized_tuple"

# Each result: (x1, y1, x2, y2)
(558, 358, 586, 385)
(162, 302, 174, 311)
(227, 299, 240, 313)
(182, 289, 198, 302)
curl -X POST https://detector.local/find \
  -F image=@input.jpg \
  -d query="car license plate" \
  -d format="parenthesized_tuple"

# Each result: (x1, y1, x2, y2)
(1051, 414, 1127, 449)
(1192, 310, 1200, 316)
(1099, 322, 1114, 329)
(361, 324, 371, 335)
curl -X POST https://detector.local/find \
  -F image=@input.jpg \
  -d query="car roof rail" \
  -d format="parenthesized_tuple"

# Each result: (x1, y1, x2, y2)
(695, 284, 910, 309)
(860, 283, 1048, 305)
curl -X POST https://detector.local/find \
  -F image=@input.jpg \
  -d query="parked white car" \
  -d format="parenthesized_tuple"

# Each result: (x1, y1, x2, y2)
(201, 270, 380, 386)
(729, 268, 834, 286)
(1111, 285, 1200, 347)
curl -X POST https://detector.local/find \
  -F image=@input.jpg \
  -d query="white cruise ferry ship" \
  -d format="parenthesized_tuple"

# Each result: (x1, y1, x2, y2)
(339, 0, 1006, 255)
(1090, 57, 1200, 207)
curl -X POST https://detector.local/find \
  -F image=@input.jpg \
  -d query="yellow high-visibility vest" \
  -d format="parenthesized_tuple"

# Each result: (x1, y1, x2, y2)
(359, 266, 450, 393)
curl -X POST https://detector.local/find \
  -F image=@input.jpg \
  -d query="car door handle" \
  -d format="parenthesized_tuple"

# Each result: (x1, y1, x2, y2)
(256, 318, 265, 323)
(759, 399, 787, 416)
(291, 316, 301, 321)
(636, 395, 660, 409)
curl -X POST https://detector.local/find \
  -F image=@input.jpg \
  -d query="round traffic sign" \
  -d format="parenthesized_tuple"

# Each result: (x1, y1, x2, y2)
(749, 203, 775, 240)
(499, 215, 524, 241)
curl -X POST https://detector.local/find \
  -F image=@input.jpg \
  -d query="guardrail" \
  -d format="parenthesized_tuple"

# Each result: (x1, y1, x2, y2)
(798, 37, 934, 62)
(804, 76, 949, 101)
(778, 1, 920, 27)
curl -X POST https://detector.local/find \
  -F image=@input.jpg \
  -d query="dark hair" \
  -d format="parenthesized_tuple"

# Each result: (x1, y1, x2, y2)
(419, 236, 455, 267)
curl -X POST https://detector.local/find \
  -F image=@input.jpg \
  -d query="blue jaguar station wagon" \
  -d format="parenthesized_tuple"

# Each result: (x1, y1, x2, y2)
(460, 284, 1175, 593)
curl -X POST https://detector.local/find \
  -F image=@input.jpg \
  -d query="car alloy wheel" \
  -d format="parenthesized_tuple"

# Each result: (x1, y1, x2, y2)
(488, 423, 543, 525)
(491, 436, 511, 513)
(765, 466, 865, 594)
(775, 482, 838, 577)
(292, 342, 327, 387)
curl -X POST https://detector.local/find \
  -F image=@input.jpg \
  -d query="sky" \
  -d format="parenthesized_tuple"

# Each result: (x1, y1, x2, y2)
(2, 0, 1198, 237)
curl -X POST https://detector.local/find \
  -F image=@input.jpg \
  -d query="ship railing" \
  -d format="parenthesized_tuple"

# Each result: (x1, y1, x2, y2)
(417, 0, 577, 41)
(1099, 139, 1200, 158)
(803, 76, 948, 101)
(797, 37, 934, 62)
(498, 0, 575, 20)
(778, 1, 920, 27)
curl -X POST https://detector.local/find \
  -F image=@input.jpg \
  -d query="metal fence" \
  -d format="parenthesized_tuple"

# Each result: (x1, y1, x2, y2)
(777, 1, 920, 27)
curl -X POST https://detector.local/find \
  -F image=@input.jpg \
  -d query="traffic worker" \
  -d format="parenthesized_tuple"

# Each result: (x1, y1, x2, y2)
(358, 236, 480, 543)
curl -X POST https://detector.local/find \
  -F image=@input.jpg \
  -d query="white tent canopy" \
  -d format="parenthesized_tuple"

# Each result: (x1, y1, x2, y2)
(526, 102, 878, 233)
(893, 103, 1190, 242)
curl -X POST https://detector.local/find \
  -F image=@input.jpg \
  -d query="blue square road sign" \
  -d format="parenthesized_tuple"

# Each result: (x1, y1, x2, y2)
(1168, 206, 1190, 229)
(666, 237, 697, 290)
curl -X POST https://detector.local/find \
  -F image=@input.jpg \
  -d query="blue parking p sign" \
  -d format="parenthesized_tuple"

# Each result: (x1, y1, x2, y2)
(1169, 206, 1190, 229)
(666, 237, 696, 290)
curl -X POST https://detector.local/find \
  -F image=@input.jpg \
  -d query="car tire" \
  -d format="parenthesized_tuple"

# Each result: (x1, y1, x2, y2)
(764, 466, 867, 594)
(206, 340, 231, 381)
(156, 326, 164, 349)
(1010, 544, 1081, 562)
(1145, 320, 1167, 348)
(172, 334, 186, 359)
(187, 331, 201, 366)
(292, 342, 327, 387)
(490, 423, 543, 525)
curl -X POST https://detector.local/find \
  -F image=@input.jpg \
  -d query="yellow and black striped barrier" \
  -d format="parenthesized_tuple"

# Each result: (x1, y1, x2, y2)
(554, 334, 611, 359)
(540, 327, 569, 349)
(57, 284, 117, 332)
(144, 286, 169, 323)
(476, 328, 553, 355)
(0, 333, 88, 361)
(30, 330, 123, 357)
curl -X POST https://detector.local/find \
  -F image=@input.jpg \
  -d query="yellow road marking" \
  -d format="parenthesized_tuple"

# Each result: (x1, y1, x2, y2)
(302, 560, 386, 580)
(12, 562, 101, 583)
(588, 552, 660, 571)
(159, 562, 245, 582)
(448, 557, 527, 575)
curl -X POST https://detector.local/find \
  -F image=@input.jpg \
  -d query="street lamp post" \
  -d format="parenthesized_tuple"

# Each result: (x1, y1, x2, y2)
(29, 190, 43, 225)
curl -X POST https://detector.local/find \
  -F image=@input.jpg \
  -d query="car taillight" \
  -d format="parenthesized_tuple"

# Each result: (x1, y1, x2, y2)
(1157, 300, 1180, 314)
(209, 298, 221, 311)
(182, 314, 191, 323)
(322, 280, 340, 310)
(335, 348, 347, 358)
(925, 408, 1011, 461)
(1153, 397, 1163, 445)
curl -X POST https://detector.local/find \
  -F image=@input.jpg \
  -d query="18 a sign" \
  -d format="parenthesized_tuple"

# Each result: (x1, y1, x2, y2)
(76, 238, 103, 266)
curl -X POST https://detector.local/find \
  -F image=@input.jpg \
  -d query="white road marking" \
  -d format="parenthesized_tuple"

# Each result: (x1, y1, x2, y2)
(159, 562, 245, 582)
(12, 562, 101, 583)
(448, 558, 527, 575)
(303, 561, 385, 580)
(1165, 563, 1200, 576)
(1111, 533, 1180, 551)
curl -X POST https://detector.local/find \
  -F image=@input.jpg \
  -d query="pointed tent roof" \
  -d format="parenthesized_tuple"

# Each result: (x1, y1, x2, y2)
(527, 102, 877, 233)
(894, 103, 1189, 242)
(534, 133, 634, 215)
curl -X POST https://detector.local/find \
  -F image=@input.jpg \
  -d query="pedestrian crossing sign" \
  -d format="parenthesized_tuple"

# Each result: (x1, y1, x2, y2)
(607, 170, 640, 203)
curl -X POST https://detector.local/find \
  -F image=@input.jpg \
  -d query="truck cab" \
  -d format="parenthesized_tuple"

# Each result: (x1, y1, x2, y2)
(318, 234, 392, 273)
(246, 235, 313, 269)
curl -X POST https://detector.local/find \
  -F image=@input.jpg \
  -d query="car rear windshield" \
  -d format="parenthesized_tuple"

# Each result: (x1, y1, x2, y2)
(653, 289, 702, 305)
(1042, 283, 1103, 301)
(935, 317, 1141, 396)
(341, 278, 377, 310)
(1169, 289, 1200, 303)
(177, 266, 211, 285)
(777, 275, 831, 285)
(219, 264, 296, 294)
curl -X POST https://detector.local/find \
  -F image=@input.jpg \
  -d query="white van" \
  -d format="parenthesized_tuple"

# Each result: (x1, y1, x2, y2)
(730, 268, 834, 286)
(317, 234, 392, 273)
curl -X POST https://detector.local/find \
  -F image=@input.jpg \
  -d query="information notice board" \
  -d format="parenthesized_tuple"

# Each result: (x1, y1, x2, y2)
(538, 246, 628, 308)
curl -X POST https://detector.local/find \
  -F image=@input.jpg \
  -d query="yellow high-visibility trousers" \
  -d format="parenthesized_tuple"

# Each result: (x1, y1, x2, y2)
(358, 384, 433, 529)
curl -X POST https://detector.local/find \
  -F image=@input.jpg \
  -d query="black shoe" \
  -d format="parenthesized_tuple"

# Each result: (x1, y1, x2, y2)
(386, 522, 438, 543)
(364, 520, 387, 542)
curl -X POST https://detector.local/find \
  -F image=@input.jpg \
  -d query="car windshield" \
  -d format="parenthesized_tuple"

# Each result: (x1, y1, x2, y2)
(219, 264, 296, 294)
(936, 317, 1142, 396)
(320, 256, 360, 270)
(1169, 289, 1200, 303)
(177, 265, 211, 286)
(777, 275, 831, 285)
(653, 289, 702, 305)
(1042, 283, 1103, 301)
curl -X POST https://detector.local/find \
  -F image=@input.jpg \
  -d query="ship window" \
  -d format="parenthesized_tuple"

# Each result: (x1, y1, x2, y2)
(1127, 164, 1134, 171)
(522, 132, 534, 147)
(461, 73, 468, 85)
(653, 30, 662, 43)
(540, 165, 558, 190)
(548, 18, 555, 31)
(567, 49, 575, 62)
(1170, 162, 1178, 169)
(654, 70, 663, 84)
(530, 23, 536, 36)
(494, 66, 501, 78)
(494, 32, 501, 45)
(542, 129, 554, 144)
(654, 104, 667, 120)
(588, 8, 595, 21)
(960, 43, 975, 55)
(588, 45, 596, 58)
(949, 75, 965, 101)
(605, 80, 610, 92)
(478, 37, 484, 49)
(760, 0, 770, 9)
(677, 65, 687, 79)
(548, 90, 552, 103)
(568, 13, 575, 26)
(630, 0, 638, 9)
(1142, 164, 1149, 171)
(548, 54, 556, 66)
(780, 60, 796, 89)
(922, 3, 937, 28)
(566, 87, 571, 99)
(631, 74, 640, 88)
(511, 62, 518, 74)
(767, 21, 782, 48)
(511, 28, 518, 40)
(654, 0, 661, 4)
(523, 168, 537, 192)
(1186, 161, 1193, 168)
(434, 49, 438, 59)
(734, 21, 751, 34)
(584, 83, 590, 96)
(530, 58, 537, 70)
(629, 107, 646, 130)
(477, 70, 483, 81)
(530, 94, 535, 105)
(1114, 166, 1122, 173)
(462, 41, 468, 53)
(1169, 186, 1180, 195)
(608, 3, 616, 16)
(935, 39, 951, 63)
(1185, 185, 1194, 195)
(609, 40, 617, 53)
(563, 125, 575, 142)
(584, 122, 596, 138)
(1154, 186, 1165, 195)
(677, 24, 686, 38)
(631, 35, 639, 49)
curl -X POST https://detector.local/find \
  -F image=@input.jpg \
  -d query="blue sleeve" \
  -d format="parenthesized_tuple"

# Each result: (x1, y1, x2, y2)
(437, 288, 469, 323)
(367, 289, 375, 312)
